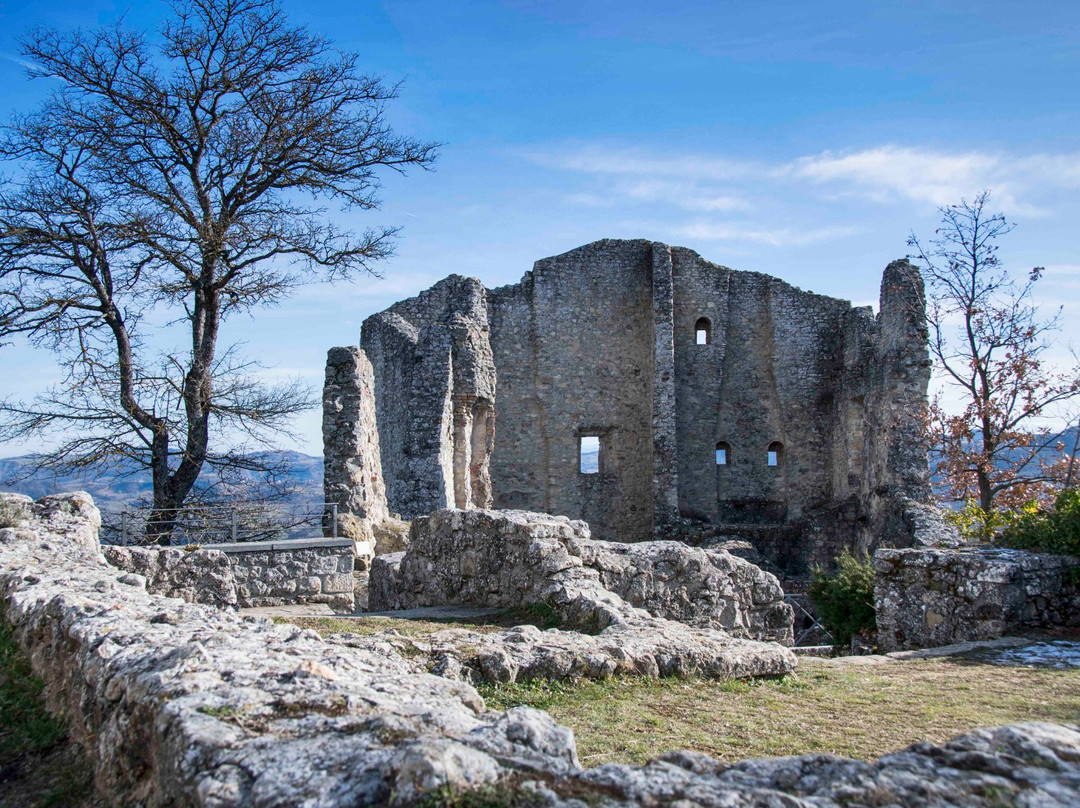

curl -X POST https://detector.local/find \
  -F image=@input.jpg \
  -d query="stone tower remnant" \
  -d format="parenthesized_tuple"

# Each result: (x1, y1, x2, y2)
(324, 239, 932, 574)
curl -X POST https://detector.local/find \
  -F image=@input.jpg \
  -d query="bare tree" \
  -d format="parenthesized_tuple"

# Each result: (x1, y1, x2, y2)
(909, 191, 1080, 528)
(0, 0, 436, 543)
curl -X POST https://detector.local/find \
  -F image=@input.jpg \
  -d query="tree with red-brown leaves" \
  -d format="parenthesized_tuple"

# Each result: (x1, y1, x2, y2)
(910, 191, 1080, 536)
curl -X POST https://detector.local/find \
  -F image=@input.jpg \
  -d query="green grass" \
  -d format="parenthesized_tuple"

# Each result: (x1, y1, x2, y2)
(0, 620, 97, 807)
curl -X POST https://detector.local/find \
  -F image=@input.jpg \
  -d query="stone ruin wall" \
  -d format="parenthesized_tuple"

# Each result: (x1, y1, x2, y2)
(6, 492, 1080, 806)
(325, 239, 932, 574)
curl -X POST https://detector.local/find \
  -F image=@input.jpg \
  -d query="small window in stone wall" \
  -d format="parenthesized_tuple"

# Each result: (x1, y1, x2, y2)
(580, 435, 600, 474)
(768, 442, 783, 467)
(695, 317, 711, 345)
(715, 441, 730, 466)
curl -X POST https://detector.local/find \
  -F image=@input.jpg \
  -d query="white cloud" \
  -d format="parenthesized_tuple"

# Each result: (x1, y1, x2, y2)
(674, 222, 857, 247)
(528, 143, 1080, 220)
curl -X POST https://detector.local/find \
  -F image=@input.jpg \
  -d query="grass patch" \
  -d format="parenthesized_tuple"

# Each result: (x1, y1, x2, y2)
(483, 659, 1080, 766)
(0, 620, 97, 806)
(284, 613, 1080, 767)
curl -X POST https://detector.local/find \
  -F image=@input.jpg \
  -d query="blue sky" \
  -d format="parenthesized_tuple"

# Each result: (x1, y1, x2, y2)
(1, 0, 1079, 456)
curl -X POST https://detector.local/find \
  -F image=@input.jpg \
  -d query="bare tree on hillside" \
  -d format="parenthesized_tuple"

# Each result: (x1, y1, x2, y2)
(0, 0, 436, 543)
(909, 191, 1080, 534)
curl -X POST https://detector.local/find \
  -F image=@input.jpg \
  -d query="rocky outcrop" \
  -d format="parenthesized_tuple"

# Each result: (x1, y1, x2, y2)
(4, 492, 1080, 807)
(368, 509, 795, 680)
(103, 545, 238, 608)
(569, 537, 794, 644)
(874, 546, 1080, 651)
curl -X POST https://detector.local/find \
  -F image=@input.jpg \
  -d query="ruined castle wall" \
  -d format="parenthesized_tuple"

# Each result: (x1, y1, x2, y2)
(671, 249, 851, 534)
(361, 276, 496, 519)
(489, 240, 656, 542)
(323, 346, 389, 544)
(345, 242, 932, 572)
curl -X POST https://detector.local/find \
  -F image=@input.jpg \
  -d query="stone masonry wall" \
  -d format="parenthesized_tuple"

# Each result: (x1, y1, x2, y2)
(874, 546, 1080, 651)
(217, 537, 356, 611)
(344, 240, 931, 574)
(5, 491, 1080, 807)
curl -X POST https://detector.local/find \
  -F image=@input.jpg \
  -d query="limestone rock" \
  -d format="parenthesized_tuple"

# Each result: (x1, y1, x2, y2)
(569, 536, 794, 644)
(103, 545, 238, 608)
(372, 516, 411, 555)
(368, 508, 795, 681)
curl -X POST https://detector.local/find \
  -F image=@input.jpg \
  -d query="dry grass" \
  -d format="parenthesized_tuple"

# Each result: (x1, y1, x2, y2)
(289, 614, 1080, 766)
(481, 658, 1080, 765)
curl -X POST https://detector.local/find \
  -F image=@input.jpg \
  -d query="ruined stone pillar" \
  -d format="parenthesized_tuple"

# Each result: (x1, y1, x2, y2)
(322, 346, 388, 551)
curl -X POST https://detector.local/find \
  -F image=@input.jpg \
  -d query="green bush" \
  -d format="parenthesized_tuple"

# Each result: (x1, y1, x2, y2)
(808, 550, 877, 647)
(999, 487, 1080, 557)
(945, 499, 1039, 542)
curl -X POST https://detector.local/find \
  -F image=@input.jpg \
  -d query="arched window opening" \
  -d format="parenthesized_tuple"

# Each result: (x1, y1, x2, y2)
(767, 442, 783, 467)
(695, 317, 711, 345)
(715, 441, 730, 466)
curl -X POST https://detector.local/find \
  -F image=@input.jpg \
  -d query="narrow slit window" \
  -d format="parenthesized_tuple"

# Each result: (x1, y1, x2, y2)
(580, 435, 600, 474)
(768, 442, 782, 467)
(695, 317, 711, 345)
(715, 441, 730, 466)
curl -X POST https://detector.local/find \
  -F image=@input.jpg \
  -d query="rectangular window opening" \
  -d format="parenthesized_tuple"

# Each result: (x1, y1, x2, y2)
(580, 435, 600, 474)
(696, 329, 709, 345)
(715, 448, 727, 465)
(768, 450, 779, 467)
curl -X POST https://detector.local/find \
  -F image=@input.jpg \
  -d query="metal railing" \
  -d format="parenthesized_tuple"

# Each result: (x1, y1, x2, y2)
(112, 501, 340, 546)
(784, 592, 835, 647)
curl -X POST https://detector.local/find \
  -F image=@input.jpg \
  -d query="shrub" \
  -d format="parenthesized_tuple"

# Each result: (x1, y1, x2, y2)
(999, 487, 1080, 557)
(945, 499, 1040, 542)
(0, 497, 28, 529)
(808, 550, 877, 647)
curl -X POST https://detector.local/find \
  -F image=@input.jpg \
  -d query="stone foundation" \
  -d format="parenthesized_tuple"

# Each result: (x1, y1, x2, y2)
(874, 546, 1080, 651)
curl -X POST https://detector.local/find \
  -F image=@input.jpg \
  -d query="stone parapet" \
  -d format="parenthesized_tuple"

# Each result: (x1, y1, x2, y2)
(874, 546, 1080, 651)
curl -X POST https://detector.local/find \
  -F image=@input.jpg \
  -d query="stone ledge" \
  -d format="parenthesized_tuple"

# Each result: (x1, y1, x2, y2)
(206, 536, 355, 553)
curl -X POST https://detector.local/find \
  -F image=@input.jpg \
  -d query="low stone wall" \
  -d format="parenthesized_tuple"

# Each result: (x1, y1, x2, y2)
(874, 546, 1080, 652)
(214, 537, 356, 611)
(5, 491, 1080, 807)
(569, 537, 794, 644)
(102, 545, 238, 608)
(105, 537, 356, 612)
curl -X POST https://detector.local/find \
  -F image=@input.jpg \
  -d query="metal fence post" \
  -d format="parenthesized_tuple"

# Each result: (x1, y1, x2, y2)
(121, 511, 127, 544)
(331, 503, 338, 539)
(231, 508, 238, 543)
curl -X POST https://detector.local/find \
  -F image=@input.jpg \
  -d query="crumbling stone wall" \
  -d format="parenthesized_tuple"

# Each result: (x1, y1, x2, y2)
(369, 508, 796, 658)
(216, 537, 356, 611)
(337, 240, 931, 573)
(7, 491, 1080, 806)
(361, 276, 496, 519)
(323, 346, 389, 548)
(874, 546, 1080, 651)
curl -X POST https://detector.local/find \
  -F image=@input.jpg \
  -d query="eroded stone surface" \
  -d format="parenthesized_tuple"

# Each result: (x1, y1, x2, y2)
(5, 492, 1080, 807)
(874, 546, 1080, 651)
(368, 508, 796, 680)
(569, 537, 794, 644)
